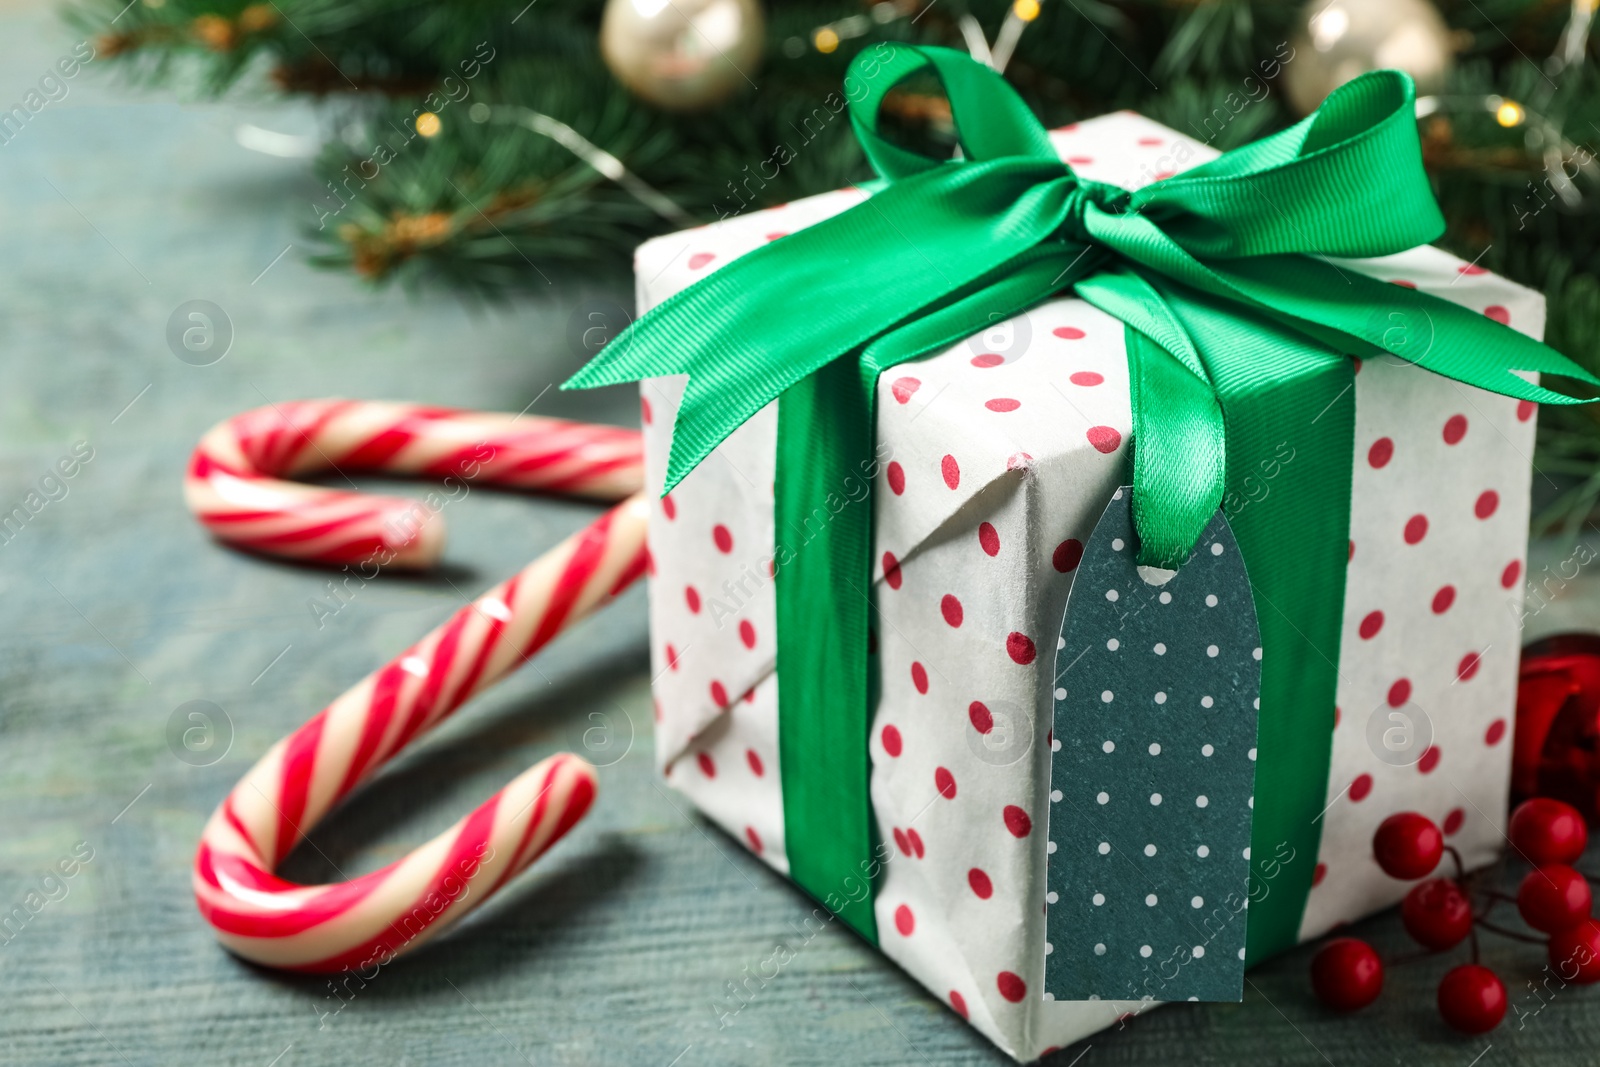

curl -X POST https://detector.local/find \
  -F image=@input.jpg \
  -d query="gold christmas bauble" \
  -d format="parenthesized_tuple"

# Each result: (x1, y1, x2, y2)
(1284, 0, 1455, 116)
(600, 0, 765, 111)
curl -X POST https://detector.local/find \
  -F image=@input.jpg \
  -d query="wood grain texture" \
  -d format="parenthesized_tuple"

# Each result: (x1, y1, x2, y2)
(1, 6, 1598, 1064)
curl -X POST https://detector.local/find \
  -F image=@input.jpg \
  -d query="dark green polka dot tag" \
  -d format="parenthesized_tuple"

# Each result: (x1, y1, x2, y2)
(1045, 487, 1260, 1004)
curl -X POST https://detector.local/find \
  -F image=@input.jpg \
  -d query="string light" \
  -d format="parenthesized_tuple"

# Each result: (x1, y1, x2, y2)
(1495, 101, 1525, 128)
(813, 27, 839, 53)
(1013, 0, 1041, 21)
(415, 112, 442, 137)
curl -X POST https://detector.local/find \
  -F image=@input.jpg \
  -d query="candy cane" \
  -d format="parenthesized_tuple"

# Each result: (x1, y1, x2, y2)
(187, 399, 652, 971)
(186, 399, 643, 568)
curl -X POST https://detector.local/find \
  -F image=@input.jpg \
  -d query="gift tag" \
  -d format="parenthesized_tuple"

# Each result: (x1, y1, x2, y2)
(1044, 487, 1260, 1004)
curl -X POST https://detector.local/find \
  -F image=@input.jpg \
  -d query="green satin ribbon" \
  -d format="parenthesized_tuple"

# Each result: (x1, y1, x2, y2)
(569, 45, 1597, 955)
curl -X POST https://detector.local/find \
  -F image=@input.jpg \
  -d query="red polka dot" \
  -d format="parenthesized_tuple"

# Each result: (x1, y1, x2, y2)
(886, 461, 905, 495)
(1388, 678, 1412, 707)
(894, 904, 915, 936)
(1006, 632, 1037, 664)
(911, 662, 929, 694)
(1475, 490, 1499, 519)
(765, 231, 787, 241)
(907, 829, 925, 858)
(1485, 718, 1506, 746)
(881, 724, 903, 757)
(1368, 438, 1394, 468)
(1067, 155, 1094, 165)
(1053, 539, 1084, 573)
(893, 828, 910, 855)
(1137, 137, 1163, 146)
(1350, 773, 1373, 801)
(1069, 371, 1104, 386)
(969, 701, 993, 734)
(1087, 426, 1122, 453)
(713, 524, 734, 552)
(688, 252, 715, 269)
(985, 398, 1021, 412)
(665, 643, 679, 671)
(949, 991, 969, 1019)
(1502, 560, 1522, 588)
(1459, 263, 1488, 276)
(685, 586, 701, 613)
(997, 972, 1027, 1002)
(697, 751, 716, 777)
(1053, 326, 1086, 340)
(1404, 514, 1429, 544)
(882, 551, 902, 590)
(1003, 805, 1032, 838)
(746, 748, 764, 776)
(1458, 652, 1482, 682)
(1443, 414, 1468, 444)
(1334, 705, 1341, 729)
(1390, 279, 1417, 288)
(968, 867, 993, 899)
(1484, 305, 1510, 325)
(739, 620, 756, 649)
(1517, 400, 1536, 422)
(661, 494, 677, 520)
(1418, 745, 1441, 774)
(941, 594, 964, 627)
(742, 688, 755, 704)
(1006, 452, 1033, 471)
(1312, 863, 1327, 887)
(941, 455, 960, 489)
(1348, 540, 1355, 561)
(1443, 808, 1465, 835)
(641, 396, 653, 424)
(1152, 170, 1175, 180)
(971, 353, 1004, 368)
(891, 377, 921, 404)
(978, 522, 1000, 556)
(935, 767, 956, 799)
(1358, 611, 1384, 639)
(745, 826, 763, 853)
(1432, 586, 1456, 614)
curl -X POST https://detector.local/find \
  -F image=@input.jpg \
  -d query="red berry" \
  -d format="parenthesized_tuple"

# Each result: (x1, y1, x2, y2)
(1437, 965, 1507, 1034)
(1549, 919, 1600, 984)
(1517, 864, 1593, 933)
(1401, 878, 1473, 949)
(1509, 798, 1588, 865)
(1372, 812, 1443, 879)
(1310, 938, 1384, 1011)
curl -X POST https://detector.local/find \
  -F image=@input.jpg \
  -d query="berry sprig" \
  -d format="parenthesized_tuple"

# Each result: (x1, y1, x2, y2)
(1310, 798, 1597, 1034)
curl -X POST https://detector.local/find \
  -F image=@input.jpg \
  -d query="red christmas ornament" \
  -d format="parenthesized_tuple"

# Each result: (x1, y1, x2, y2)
(1514, 633, 1600, 822)
(1516, 864, 1593, 933)
(1401, 878, 1474, 950)
(1508, 797, 1589, 866)
(1373, 812, 1444, 880)
(1548, 919, 1600, 984)
(1310, 938, 1384, 1012)
(1436, 965, 1507, 1034)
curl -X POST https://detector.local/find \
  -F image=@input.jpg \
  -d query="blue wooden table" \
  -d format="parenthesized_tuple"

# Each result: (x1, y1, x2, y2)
(3, 5, 1600, 1064)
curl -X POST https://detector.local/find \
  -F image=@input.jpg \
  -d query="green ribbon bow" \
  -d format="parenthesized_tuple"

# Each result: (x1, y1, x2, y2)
(569, 44, 1597, 958)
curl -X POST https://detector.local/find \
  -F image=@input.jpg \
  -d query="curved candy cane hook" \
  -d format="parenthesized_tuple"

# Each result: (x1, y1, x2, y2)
(186, 400, 650, 971)
(186, 399, 643, 568)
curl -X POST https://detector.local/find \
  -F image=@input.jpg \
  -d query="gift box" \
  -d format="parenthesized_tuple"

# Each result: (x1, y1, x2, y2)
(568, 46, 1590, 1061)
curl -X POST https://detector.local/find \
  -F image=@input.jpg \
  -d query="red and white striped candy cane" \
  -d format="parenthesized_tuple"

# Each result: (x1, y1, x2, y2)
(186, 399, 643, 568)
(187, 400, 652, 971)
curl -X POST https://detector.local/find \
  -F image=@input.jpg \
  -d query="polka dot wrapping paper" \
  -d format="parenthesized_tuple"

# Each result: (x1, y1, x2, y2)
(1045, 489, 1262, 1003)
(633, 110, 1541, 1061)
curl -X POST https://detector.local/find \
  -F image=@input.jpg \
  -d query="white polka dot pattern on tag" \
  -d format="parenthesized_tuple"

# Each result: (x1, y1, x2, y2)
(1191, 896, 1204, 908)
(1106, 638, 1120, 651)
(1148, 742, 1161, 755)
(1098, 841, 1110, 855)
(1153, 642, 1167, 655)
(1096, 791, 1109, 804)
(1206, 645, 1219, 657)
(1205, 594, 1218, 607)
(1202, 744, 1214, 756)
(1158, 591, 1172, 604)
(1197, 845, 1210, 857)
(1200, 695, 1214, 708)
(1154, 692, 1167, 704)
(1139, 945, 1152, 958)
(1094, 943, 1106, 956)
(1145, 894, 1158, 907)
(1105, 589, 1119, 602)
(1111, 538, 1124, 551)
(1150, 793, 1162, 805)
(1055, 687, 1068, 700)
(1101, 690, 1114, 703)
(1093, 893, 1105, 906)
(1143, 843, 1157, 857)
(1196, 795, 1209, 808)
(1102, 740, 1115, 753)
(1210, 543, 1223, 556)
